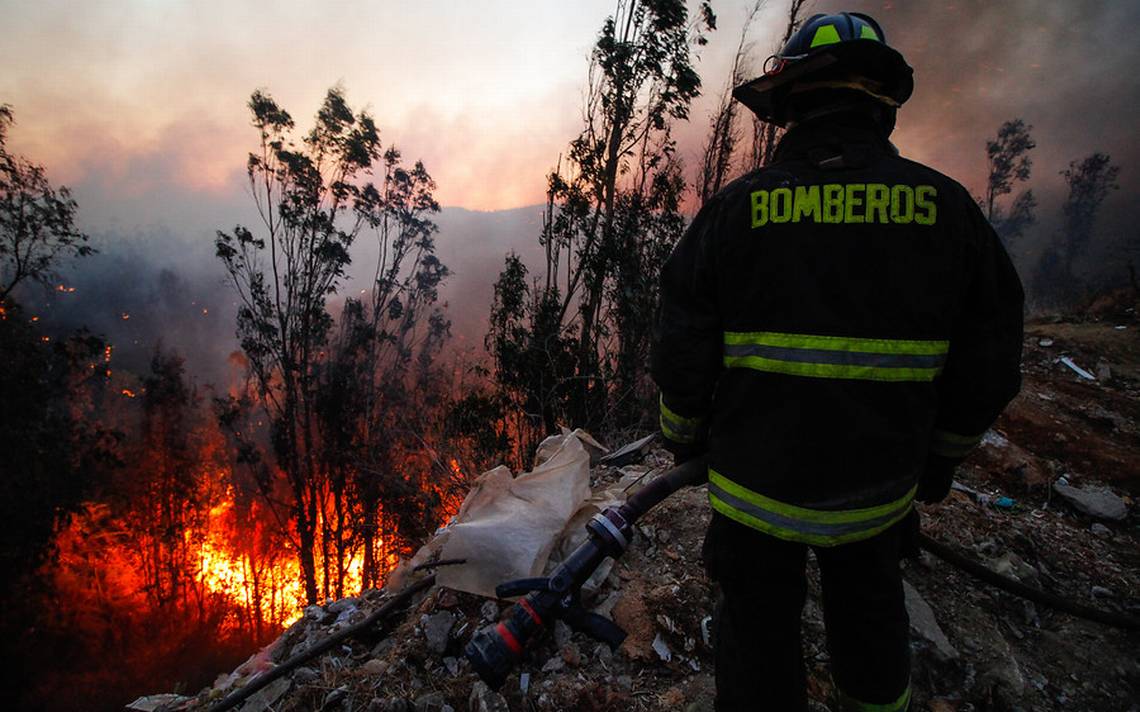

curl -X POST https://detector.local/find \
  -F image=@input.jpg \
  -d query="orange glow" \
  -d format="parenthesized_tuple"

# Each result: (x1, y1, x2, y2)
(31, 315, 39, 322)
(121, 389, 136, 398)
(55, 284, 76, 293)
(122, 313, 130, 320)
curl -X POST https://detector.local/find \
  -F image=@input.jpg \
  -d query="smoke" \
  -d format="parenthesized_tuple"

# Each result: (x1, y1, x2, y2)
(679, 0, 1140, 294)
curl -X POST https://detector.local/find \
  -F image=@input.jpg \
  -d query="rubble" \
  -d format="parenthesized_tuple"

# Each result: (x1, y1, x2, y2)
(143, 311, 1139, 712)
(1052, 481, 1129, 521)
(903, 581, 959, 661)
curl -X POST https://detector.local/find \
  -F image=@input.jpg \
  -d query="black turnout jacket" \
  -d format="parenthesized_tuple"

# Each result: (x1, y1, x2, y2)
(650, 115, 1024, 546)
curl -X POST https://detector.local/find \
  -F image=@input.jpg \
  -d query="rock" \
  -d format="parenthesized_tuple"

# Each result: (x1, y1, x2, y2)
(479, 600, 499, 622)
(324, 686, 348, 708)
(438, 589, 460, 609)
(541, 655, 565, 673)
(371, 638, 396, 657)
(125, 695, 192, 711)
(1096, 361, 1113, 381)
(903, 580, 959, 661)
(377, 697, 411, 712)
(988, 552, 1039, 584)
(328, 597, 359, 614)
(414, 692, 448, 712)
(423, 611, 456, 655)
(443, 656, 460, 676)
(553, 620, 573, 647)
(1091, 585, 1114, 599)
(240, 678, 293, 712)
(1053, 482, 1128, 521)
(560, 643, 582, 667)
(652, 632, 673, 662)
(468, 680, 510, 712)
(294, 666, 320, 684)
(1091, 523, 1113, 538)
(361, 658, 389, 676)
(658, 687, 685, 708)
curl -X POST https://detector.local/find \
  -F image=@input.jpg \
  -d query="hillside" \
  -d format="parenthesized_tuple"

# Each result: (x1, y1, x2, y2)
(132, 295, 1140, 712)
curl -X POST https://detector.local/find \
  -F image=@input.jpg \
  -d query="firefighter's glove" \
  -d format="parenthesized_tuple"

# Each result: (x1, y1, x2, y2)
(916, 454, 960, 504)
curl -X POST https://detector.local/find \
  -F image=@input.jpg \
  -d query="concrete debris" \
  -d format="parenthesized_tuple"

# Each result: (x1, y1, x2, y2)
(239, 677, 292, 712)
(468, 681, 509, 712)
(1052, 481, 1129, 521)
(423, 611, 456, 655)
(126, 695, 193, 711)
(903, 581, 959, 661)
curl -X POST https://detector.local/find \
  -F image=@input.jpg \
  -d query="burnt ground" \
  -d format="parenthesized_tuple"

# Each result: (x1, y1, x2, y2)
(149, 295, 1140, 712)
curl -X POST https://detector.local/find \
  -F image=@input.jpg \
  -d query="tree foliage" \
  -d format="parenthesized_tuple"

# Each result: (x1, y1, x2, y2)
(216, 86, 450, 602)
(984, 118, 1037, 243)
(487, 0, 714, 456)
(0, 104, 92, 303)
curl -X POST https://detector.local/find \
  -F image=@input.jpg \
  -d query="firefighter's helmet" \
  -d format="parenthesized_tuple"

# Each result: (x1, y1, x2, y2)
(733, 12, 913, 127)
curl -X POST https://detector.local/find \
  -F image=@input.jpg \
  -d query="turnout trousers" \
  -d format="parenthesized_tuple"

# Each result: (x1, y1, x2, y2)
(703, 512, 912, 711)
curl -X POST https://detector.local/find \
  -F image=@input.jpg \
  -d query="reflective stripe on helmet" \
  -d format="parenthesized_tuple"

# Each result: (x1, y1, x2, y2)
(708, 469, 915, 547)
(810, 24, 842, 48)
(723, 331, 949, 382)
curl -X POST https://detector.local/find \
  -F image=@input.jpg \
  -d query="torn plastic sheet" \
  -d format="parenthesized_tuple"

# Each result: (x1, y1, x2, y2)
(406, 431, 594, 598)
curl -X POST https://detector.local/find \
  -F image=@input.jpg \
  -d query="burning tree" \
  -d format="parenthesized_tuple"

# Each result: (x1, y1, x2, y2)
(216, 86, 453, 604)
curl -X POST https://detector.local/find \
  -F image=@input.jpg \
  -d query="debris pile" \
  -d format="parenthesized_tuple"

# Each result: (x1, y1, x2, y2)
(131, 306, 1139, 711)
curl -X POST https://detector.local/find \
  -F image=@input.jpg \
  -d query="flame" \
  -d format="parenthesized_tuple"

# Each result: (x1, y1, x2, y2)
(121, 389, 136, 398)
(121, 313, 130, 320)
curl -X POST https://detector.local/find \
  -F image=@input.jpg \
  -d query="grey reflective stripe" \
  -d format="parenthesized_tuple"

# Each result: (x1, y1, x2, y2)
(662, 416, 698, 439)
(724, 343, 946, 370)
(709, 481, 909, 539)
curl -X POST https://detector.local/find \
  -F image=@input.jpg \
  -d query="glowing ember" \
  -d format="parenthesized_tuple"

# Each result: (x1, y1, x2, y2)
(121, 389, 136, 398)
(55, 284, 76, 293)
(122, 313, 130, 320)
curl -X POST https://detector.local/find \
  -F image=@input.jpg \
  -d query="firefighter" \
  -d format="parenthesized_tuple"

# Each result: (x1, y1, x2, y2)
(650, 12, 1023, 711)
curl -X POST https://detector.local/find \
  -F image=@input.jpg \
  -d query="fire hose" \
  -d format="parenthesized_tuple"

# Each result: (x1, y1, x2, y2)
(466, 457, 1139, 689)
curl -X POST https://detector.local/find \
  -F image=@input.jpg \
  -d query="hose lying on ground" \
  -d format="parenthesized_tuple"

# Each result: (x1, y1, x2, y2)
(917, 532, 1140, 632)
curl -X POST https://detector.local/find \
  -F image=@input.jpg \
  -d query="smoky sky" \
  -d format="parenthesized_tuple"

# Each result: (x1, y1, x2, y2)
(12, 0, 1140, 388)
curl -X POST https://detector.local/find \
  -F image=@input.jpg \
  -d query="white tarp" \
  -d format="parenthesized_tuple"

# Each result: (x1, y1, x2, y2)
(422, 431, 593, 598)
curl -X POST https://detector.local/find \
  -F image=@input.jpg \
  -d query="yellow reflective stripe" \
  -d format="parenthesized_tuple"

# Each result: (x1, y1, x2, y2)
(859, 24, 880, 41)
(842, 684, 911, 712)
(930, 428, 984, 458)
(709, 470, 915, 524)
(724, 331, 949, 355)
(659, 395, 703, 445)
(810, 24, 842, 48)
(723, 331, 948, 382)
(709, 493, 911, 547)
